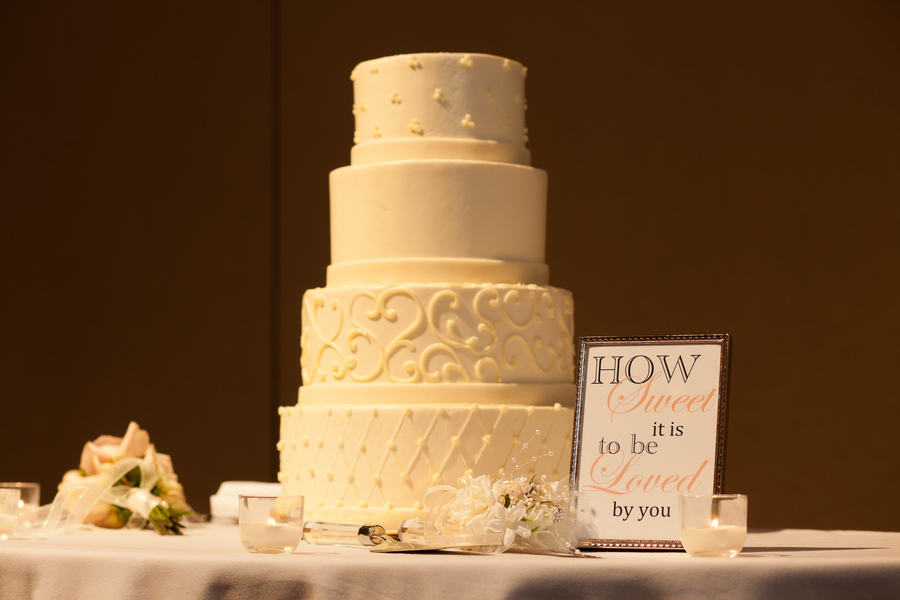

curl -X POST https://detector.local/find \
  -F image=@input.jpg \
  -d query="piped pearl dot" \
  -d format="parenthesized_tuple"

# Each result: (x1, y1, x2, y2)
(417, 437, 425, 447)
(482, 434, 492, 444)
(302, 436, 309, 447)
(317, 438, 324, 448)
(336, 438, 344, 449)
(451, 436, 460, 446)
(413, 502, 424, 510)
(404, 408, 413, 417)
(309, 468, 315, 477)
(335, 500, 343, 508)
(371, 408, 378, 416)
(326, 408, 332, 416)
(384, 502, 393, 509)
(345, 409, 352, 417)
(432, 474, 441, 483)
(358, 441, 366, 452)
(387, 441, 397, 452)
(347, 472, 355, 483)
(373, 475, 382, 487)
(359, 501, 368, 508)
(327, 471, 334, 481)
(400, 472, 410, 482)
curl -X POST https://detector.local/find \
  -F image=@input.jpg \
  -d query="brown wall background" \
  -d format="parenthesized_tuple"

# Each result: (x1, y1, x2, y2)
(3, 1, 898, 531)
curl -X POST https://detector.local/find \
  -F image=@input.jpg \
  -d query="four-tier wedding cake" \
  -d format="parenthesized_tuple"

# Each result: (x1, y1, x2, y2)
(278, 53, 576, 529)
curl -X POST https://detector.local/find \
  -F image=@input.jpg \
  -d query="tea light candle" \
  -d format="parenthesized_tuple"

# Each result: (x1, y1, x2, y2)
(240, 520, 304, 553)
(679, 494, 748, 558)
(680, 518, 747, 558)
(0, 489, 20, 540)
(238, 496, 305, 554)
(0, 514, 18, 540)
(0, 483, 40, 528)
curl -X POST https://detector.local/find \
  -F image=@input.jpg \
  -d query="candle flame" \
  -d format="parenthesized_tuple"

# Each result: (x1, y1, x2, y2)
(18, 500, 24, 509)
(711, 518, 719, 528)
(268, 518, 276, 526)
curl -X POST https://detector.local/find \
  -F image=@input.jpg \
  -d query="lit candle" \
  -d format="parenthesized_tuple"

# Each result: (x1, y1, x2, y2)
(0, 489, 19, 540)
(238, 496, 305, 554)
(0, 514, 17, 540)
(240, 520, 304, 553)
(680, 518, 747, 558)
(679, 494, 748, 558)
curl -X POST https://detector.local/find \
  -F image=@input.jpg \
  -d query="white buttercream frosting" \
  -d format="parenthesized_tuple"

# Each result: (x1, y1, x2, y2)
(350, 53, 529, 165)
(301, 283, 574, 387)
(281, 53, 576, 530)
(329, 160, 547, 286)
(280, 402, 573, 529)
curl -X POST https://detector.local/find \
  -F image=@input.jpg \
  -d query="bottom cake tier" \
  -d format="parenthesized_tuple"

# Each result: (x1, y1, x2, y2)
(278, 393, 574, 530)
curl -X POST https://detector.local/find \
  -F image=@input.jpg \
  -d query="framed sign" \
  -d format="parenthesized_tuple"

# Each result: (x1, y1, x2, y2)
(570, 334, 731, 549)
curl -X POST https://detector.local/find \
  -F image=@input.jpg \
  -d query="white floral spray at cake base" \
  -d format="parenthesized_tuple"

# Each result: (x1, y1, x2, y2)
(375, 431, 579, 555)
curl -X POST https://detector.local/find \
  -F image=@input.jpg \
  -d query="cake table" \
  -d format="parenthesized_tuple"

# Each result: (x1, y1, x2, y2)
(1, 524, 898, 599)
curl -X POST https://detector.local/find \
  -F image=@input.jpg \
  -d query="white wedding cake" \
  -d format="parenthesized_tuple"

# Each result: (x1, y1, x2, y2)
(278, 53, 576, 529)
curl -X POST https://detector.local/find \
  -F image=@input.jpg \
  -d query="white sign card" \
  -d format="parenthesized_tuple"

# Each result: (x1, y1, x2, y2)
(570, 334, 730, 549)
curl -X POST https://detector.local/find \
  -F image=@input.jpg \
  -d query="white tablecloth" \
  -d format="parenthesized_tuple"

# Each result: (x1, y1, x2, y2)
(1, 524, 898, 599)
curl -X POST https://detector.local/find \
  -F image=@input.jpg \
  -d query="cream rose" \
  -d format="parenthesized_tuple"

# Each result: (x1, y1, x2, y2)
(79, 421, 151, 476)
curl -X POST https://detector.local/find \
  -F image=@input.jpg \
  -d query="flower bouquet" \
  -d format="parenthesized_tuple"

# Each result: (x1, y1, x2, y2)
(31, 422, 193, 536)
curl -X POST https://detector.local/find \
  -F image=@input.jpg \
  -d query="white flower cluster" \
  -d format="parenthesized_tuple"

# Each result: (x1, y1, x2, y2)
(425, 472, 571, 554)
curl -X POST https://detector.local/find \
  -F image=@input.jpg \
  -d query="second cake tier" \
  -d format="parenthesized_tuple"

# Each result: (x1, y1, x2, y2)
(328, 159, 548, 287)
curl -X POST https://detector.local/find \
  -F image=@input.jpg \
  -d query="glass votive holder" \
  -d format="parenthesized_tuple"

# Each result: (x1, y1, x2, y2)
(0, 489, 20, 540)
(0, 483, 40, 528)
(238, 495, 304, 554)
(679, 494, 748, 557)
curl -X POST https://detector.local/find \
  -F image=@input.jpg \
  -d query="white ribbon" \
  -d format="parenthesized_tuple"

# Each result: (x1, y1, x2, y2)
(22, 455, 161, 538)
(124, 488, 162, 520)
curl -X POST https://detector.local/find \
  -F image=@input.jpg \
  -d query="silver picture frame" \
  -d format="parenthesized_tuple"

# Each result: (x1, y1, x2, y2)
(570, 334, 731, 549)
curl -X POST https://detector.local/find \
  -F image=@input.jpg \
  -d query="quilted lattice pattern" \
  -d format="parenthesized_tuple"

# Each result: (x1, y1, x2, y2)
(279, 404, 573, 513)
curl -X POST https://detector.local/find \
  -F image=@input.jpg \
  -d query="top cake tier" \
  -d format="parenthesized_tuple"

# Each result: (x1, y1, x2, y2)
(350, 53, 530, 166)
